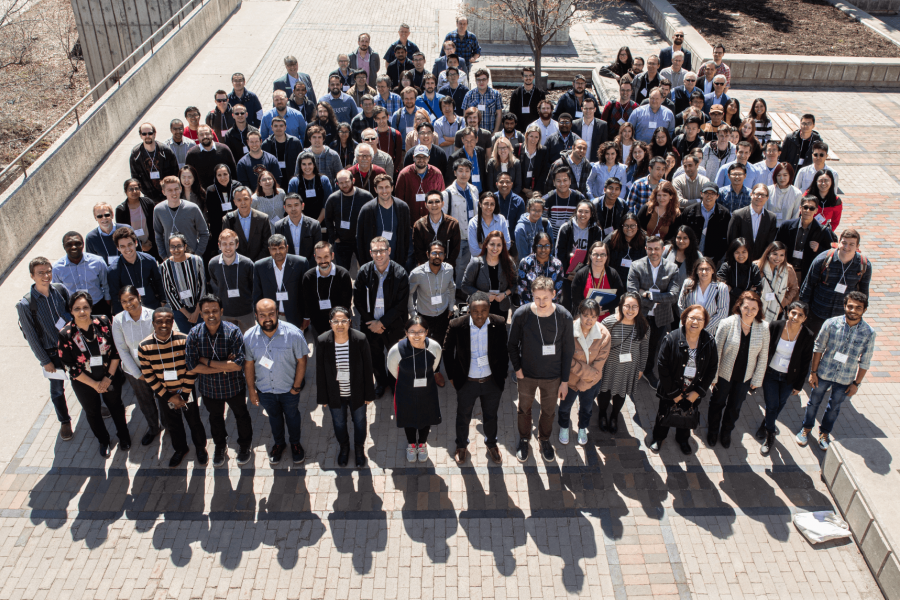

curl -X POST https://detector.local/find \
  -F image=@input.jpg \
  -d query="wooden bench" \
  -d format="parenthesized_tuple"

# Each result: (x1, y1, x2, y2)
(742, 111, 840, 161)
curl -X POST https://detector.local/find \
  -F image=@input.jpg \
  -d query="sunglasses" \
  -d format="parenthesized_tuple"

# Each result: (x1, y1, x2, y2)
(96, 213, 112, 219)
(216, 98, 228, 103)
(140, 132, 154, 136)
(812, 153, 826, 157)
(363, 137, 377, 141)
(234, 111, 247, 116)
(714, 82, 725, 86)
(801, 205, 818, 211)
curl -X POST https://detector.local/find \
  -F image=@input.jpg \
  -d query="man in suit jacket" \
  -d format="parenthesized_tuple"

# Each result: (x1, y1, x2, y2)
(727, 184, 777, 262)
(273, 193, 323, 264)
(626, 235, 682, 389)
(353, 236, 410, 397)
(252, 234, 309, 329)
(702, 75, 729, 114)
(348, 34, 381, 87)
(222, 188, 273, 262)
(442, 291, 508, 464)
(571, 99, 608, 165)
(273, 55, 316, 104)
(774, 196, 832, 283)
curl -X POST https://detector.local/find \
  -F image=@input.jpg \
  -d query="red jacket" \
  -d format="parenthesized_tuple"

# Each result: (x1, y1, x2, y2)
(814, 199, 843, 231)
(348, 164, 386, 197)
(394, 164, 445, 223)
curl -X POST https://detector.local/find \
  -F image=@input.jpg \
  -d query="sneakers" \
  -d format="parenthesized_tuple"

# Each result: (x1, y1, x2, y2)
(818, 432, 831, 451)
(516, 439, 530, 463)
(760, 432, 775, 456)
(269, 443, 286, 464)
(213, 446, 227, 467)
(577, 428, 588, 446)
(540, 440, 555, 462)
(406, 444, 418, 463)
(649, 439, 661, 453)
(796, 427, 811, 447)
(195, 448, 209, 466)
(59, 422, 73, 441)
(558, 427, 569, 445)
(417, 444, 428, 462)
(236, 445, 252, 465)
(291, 443, 305, 464)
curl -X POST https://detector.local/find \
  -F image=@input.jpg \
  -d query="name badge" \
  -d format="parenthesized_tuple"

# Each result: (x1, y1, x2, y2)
(343, 85, 350, 92)
(132, 349, 139, 359)
(319, 299, 332, 310)
(477, 104, 486, 111)
(243, 146, 249, 153)
(228, 289, 240, 298)
(137, 287, 146, 296)
(472, 174, 481, 183)
(278, 161, 286, 169)
(798, 158, 805, 166)
(90, 356, 103, 367)
(383, 231, 393, 240)
(134, 228, 145, 237)
(834, 351, 849, 364)
(702, 227, 708, 236)
(642, 88, 648, 96)
(621, 259, 632, 267)
(150, 171, 160, 180)
(375, 298, 385, 308)
(793, 250, 804, 260)
(221, 202, 232, 211)
(340, 220, 351, 229)
(542, 344, 556, 356)
(430, 295, 443, 305)
(814, 214, 826, 225)
(617, 118, 625, 125)
(305, 189, 316, 198)
(526, 170, 533, 178)
(258, 356, 274, 369)
(619, 352, 632, 362)
(575, 111, 583, 118)
(604, 227, 614, 235)
(179, 290, 193, 300)
(834, 283, 847, 294)
(416, 194, 426, 202)
(337, 370, 350, 382)
(414, 377, 427, 387)
(684, 366, 697, 377)
(522, 107, 530, 114)
(778, 357, 790, 368)
(764, 292, 775, 302)
(163, 369, 178, 381)
(55, 317, 66, 330)
(477, 356, 489, 367)
(276, 291, 289, 301)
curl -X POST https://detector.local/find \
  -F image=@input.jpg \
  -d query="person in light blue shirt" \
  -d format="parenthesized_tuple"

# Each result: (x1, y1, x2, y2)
(53, 232, 110, 314)
(715, 141, 763, 189)
(259, 90, 308, 140)
(515, 197, 555, 256)
(319, 75, 359, 124)
(627, 88, 675, 143)
(415, 73, 444, 121)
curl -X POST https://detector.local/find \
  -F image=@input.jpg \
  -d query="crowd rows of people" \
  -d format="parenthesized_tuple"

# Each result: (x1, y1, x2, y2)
(16, 20, 875, 467)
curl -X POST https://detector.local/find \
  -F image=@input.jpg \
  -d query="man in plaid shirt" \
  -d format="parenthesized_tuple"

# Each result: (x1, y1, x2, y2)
(441, 16, 481, 64)
(601, 78, 638, 138)
(461, 68, 503, 133)
(798, 291, 874, 451)
(185, 294, 254, 467)
(626, 157, 666, 213)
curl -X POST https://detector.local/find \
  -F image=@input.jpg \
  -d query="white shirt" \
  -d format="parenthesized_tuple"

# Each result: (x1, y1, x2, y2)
(468, 317, 491, 378)
(580, 118, 594, 151)
(750, 207, 763, 240)
(111, 306, 154, 378)
(537, 119, 560, 145)
(274, 261, 286, 312)
(648, 261, 661, 316)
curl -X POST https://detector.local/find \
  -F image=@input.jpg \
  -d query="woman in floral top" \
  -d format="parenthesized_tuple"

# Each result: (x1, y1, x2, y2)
(58, 291, 131, 457)
(517, 231, 564, 303)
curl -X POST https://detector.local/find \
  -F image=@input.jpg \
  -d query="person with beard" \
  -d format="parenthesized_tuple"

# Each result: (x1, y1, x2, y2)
(165, 119, 192, 168)
(205, 90, 234, 141)
(288, 80, 316, 123)
(222, 104, 259, 163)
(300, 241, 353, 345)
(350, 94, 378, 142)
(53, 232, 110, 317)
(356, 173, 410, 262)
(261, 117, 303, 190)
(553, 74, 597, 122)
(260, 90, 308, 141)
(129, 122, 179, 202)
(508, 67, 546, 131)
(319, 75, 359, 124)
(274, 192, 323, 264)
(600, 77, 639, 140)
(236, 131, 281, 189)
(303, 124, 343, 183)
(228, 72, 263, 128)
(407, 240, 456, 388)
(184, 125, 237, 190)
(324, 170, 374, 269)
(207, 229, 257, 332)
(544, 114, 581, 165)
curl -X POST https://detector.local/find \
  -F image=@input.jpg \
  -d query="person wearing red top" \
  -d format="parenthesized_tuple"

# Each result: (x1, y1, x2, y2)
(347, 144, 386, 196)
(803, 169, 842, 232)
(183, 106, 219, 144)
(374, 106, 404, 177)
(394, 146, 446, 224)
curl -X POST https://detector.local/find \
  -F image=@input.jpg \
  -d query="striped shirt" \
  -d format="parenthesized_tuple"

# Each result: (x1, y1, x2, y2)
(17, 284, 72, 365)
(160, 254, 206, 310)
(138, 331, 197, 398)
(335, 341, 351, 397)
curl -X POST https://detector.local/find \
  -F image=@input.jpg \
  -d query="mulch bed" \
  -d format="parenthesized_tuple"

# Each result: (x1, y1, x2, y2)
(669, 0, 900, 58)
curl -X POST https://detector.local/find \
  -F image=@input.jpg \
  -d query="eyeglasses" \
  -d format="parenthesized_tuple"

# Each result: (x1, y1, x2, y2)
(622, 224, 638, 230)
(536, 244, 552, 250)
(330, 319, 350, 326)
(140, 132, 154, 136)
(429, 251, 445, 256)
(812, 153, 826, 157)
(426, 200, 442, 205)
(408, 330, 427, 336)
(96, 213, 112, 219)
(750, 192, 767, 198)
(591, 253, 607, 259)
(800, 205, 818, 211)
(475, 77, 488, 82)
(697, 267, 712, 273)
(371, 249, 389, 255)
(363, 137, 377, 141)
(127, 186, 141, 191)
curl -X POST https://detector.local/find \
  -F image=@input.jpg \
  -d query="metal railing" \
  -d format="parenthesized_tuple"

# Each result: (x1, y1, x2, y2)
(0, 0, 209, 183)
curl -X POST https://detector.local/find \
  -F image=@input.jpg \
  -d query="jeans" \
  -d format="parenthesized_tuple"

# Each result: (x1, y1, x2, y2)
(202, 389, 253, 448)
(330, 403, 367, 447)
(258, 391, 303, 445)
(162, 394, 208, 453)
(125, 372, 163, 433)
(46, 352, 70, 424)
(558, 380, 603, 430)
(70, 376, 130, 445)
(455, 379, 502, 448)
(708, 375, 752, 436)
(762, 369, 794, 434)
(801, 378, 850, 435)
(516, 376, 559, 441)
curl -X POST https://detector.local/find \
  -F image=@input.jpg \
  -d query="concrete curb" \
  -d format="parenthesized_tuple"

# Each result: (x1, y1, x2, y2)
(825, 0, 900, 49)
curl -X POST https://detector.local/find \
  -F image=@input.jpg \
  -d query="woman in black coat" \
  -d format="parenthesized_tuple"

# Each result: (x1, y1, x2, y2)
(116, 178, 159, 260)
(758, 301, 815, 456)
(316, 306, 375, 468)
(556, 201, 603, 311)
(570, 241, 624, 319)
(649, 303, 719, 455)
(519, 124, 551, 196)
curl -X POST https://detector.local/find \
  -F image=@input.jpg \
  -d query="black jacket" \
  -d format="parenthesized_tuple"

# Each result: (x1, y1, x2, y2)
(779, 129, 824, 180)
(774, 218, 830, 282)
(115, 196, 159, 261)
(727, 207, 777, 263)
(301, 265, 353, 334)
(592, 197, 629, 237)
(555, 220, 603, 274)
(552, 89, 597, 121)
(205, 181, 242, 252)
(571, 118, 609, 164)
(766, 319, 815, 391)
(509, 85, 547, 131)
(273, 215, 322, 264)
(570, 264, 624, 310)
(251, 255, 309, 328)
(680, 201, 732, 264)
(442, 314, 509, 391)
(356, 198, 411, 265)
(353, 260, 410, 331)
(657, 327, 719, 401)
(222, 209, 273, 262)
(222, 124, 260, 164)
(445, 146, 486, 186)
(671, 86, 699, 115)
(262, 134, 304, 189)
(517, 145, 551, 194)
(316, 329, 375, 410)
(544, 132, 581, 165)
(129, 143, 180, 202)
(546, 153, 590, 196)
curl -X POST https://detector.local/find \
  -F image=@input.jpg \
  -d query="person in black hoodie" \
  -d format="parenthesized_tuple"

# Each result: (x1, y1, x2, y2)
(774, 197, 831, 283)
(778, 113, 823, 182)
(204, 164, 242, 264)
(716, 237, 762, 312)
(555, 201, 603, 311)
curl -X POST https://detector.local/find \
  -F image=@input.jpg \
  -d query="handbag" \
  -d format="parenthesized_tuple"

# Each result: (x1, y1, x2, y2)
(657, 400, 700, 430)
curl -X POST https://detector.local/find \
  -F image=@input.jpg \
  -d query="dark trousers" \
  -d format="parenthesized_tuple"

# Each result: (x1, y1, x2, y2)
(125, 373, 164, 433)
(161, 394, 208, 453)
(330, 403, 367, 447)
(364, 325, 404, 388)
(92, 299, 111, 318)
(645, 322, 669, 377)
(202, 388, 253, 448)
(258, 391, 303, 445)
(70, 377, 130, 446)
(455, 379, 502, 448)
(707, 375, 752, 436)
(420, 310, 451, 361)
(333, 241, 359, 271)
(597, 390, 627, 421)
(806, 312, 827, 337)
(46, 352, 70, 424)
(762, 369, 793, 434)
(652, 397, 693, 444)
(405, 426, 430, 444)
(516, 376, 559, 441)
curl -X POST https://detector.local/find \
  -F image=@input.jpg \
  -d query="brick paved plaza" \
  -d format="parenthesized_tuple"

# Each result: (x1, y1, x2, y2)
(0, 0, 897, 598)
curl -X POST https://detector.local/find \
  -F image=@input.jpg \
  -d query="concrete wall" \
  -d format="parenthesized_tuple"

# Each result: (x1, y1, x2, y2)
(0, 0, 241, 279)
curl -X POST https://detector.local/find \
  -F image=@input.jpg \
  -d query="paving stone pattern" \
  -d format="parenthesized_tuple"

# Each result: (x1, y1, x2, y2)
(2, 1, 900, 599)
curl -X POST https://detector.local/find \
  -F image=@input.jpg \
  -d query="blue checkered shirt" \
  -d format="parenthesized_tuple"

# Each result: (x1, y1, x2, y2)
(443, 31, 482, 63)
(375, 92, 403, 116)
(625, 177, 655, 213)
(461, 87, 503, 132)
(185, 320, 246, 399)
(718, 186, 751, 213)
(814, 316, 875, 385)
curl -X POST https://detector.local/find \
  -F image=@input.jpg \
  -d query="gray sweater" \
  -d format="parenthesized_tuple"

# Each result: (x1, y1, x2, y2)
(508, 303, 575, 380)
(153, 200, 210, 258)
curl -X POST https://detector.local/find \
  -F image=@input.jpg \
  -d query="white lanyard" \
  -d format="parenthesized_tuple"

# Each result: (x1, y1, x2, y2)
(124, 256, 144, 291)
(220, 254, 239, 296)
(316, 272, 334, 303)
(412, 346, 427, 387)
(535, 309, 559, 353)
(97, 227, 115, 262)
(144, 147, 158, 171)
(46, 288, 65, 327)
(427, 266, 446, 302)
(339, 193, 356, 226)
(67, 259, 88, 292)
(734, 263, 750, 290)
(78, 328, 103, 368)
(168, 202, 183, 232)
(837, 256, 853, 286)
(154, 334, 180, 385)
(377, 202, 394, 233)
(261, 327, 281, 359)
(208, 330, 222, 361)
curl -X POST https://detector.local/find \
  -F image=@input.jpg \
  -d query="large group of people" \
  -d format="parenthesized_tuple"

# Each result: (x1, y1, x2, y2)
(17, 20, 875, 468)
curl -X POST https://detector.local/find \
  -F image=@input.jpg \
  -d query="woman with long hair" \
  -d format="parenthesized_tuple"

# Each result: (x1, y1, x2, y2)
(649, 127, 674, 159)
(556, 201, 603, 307)
(749, 98, 772, 143)
(517, 231, 564, 304)
(308, 102, 339, 146)
(804, 169, 843, 231)
(462, 230, 518, 321)
(599, 46, 634, 80)
(115, 178, 157, 259)
(179, 165, 206, 210)
(663, 225, 702, 284)
(587, 141, 627, 199)
(724, 98, 742, 128)
(624, 141, 649, 192)
(766, 163, 802, 226)
(663, 150, 681, 182)
(605, 213, 647, 283)
(290, 151, 332, 232)
(329, 122, 358, 168)
(571, 240, 624, 320)
(487, 136, 523, 195)
(755, 241, 799, 322)
(677, 257, 730, 333)
(637, 181, 680, 240)
(615, 121, 636, 165)
(468, 192, 511, 256)
(717, 237, 762, 312)
(160, 233, 206, 334)
(252, 170, 286, 225)
(519, 124, 550, 196)
(738, 118, 763, 163)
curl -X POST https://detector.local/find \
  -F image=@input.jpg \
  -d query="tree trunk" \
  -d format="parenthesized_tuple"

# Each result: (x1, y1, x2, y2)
(534, 45, 545, 90)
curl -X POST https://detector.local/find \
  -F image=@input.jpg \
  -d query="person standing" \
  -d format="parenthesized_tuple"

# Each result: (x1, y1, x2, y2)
(185, 295, 253, 467)
(518, 231, 564, 305)
(797, 292, 874, 451)
(443, 158, 479, 287)
(395, 145, 445, 226)
(244, 299, 310, 464)
(756, 241, 799, 323)
(108, 228, 166, 313)
(774, 196, 830, 284)
(138, 306, 208, 468)
(677, 257, 730, 334)
(116, 179, 158, 260)
(222, 186, 273, 263)
(680, 182, 731, 264)
(129, 122, 180, 202)
(408, 240, 456, 387)
(598, 292, 650, 433)
(17, 258, 74, 440)
(229, 72, 263, 128)
(356, 173, 412, 265)
(152, 176, 210, 259)
(252, 234, 309, 330)
(300, 242, 353, 342)
(570, 240, 624, 318)
(316, 306, 375, 468)
(387, 316, 444, 463)
(462, 230, 517, 321)
(349, 33, 380, 87)
(508, 276, 576, 462)
(509, 67, 546, 131)
(160, 233, 206, 334)
(274, 192, 323, 265)
(184, 125, 237, 190)
(53, 232, 110, 317)
(726, 184, 777, 263)
(413, 190, 461, 267)
(324, 170, 375, 270)
(207, 229, 256, 332)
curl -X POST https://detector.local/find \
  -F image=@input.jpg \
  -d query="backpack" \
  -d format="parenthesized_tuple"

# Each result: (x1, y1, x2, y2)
(819, 249, 867, 286)
(18, 283, 69, 343)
